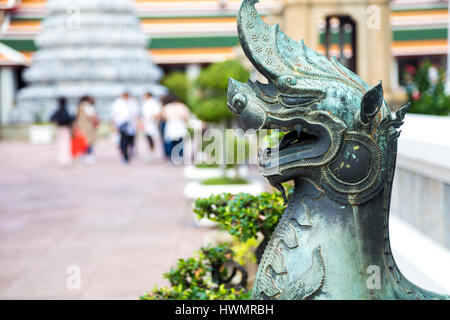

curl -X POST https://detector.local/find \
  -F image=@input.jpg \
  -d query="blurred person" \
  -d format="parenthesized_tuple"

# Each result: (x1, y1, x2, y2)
(161, 93, 190, 162)
(111, 91, 140, 163)
(159, 105, 170, 159)
(428, 63, 439, 87)
(50, 97, 74, 167)
(141, 92, 162, 160)
(74, 96, 98, 163)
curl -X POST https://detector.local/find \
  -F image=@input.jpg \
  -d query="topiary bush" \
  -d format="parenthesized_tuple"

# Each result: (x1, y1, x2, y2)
(161, 71, 189, 105)
(141, 244, 251, 300)
(196, 60, 250, 92)
(192, 60, 249, 123)
(191, 95, 231, 123)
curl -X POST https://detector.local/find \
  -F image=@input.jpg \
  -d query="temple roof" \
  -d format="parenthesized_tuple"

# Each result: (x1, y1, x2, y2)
(0, 41, 27, 65)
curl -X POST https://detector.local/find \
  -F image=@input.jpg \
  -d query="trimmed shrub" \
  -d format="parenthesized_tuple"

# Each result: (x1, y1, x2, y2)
(141, 244, 251, 300)
(192, 60, 249, 123)
(161, 71, 189, 105)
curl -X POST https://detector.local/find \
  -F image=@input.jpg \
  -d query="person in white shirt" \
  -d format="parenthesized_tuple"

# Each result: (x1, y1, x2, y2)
(111, 91, 140, 163)
(141, 92, 162, 158)
(160, 93, 190, 162)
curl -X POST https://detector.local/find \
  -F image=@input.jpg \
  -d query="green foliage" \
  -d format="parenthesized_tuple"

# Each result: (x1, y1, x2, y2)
(231, 238, 259, 266)
(201, 177, 249, 185)
(141, 284, 250, 300)
(162, 71, 189, 105)
(143, 186, 292, 300)
(408, 60, 450, 116)
(191, 95, 231, 123)
(194, 190, 288, 243)
(410, 91, 450, 115)
(141, 244, 251, 300)
(192, 60, 249, 123)
(196, 60, 250, 92)
(413, 60, 432, 94)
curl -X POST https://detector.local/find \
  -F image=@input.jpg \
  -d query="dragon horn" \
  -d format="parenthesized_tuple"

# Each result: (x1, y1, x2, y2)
(237, 0, 369, 94)
(237, 0, 287, 81)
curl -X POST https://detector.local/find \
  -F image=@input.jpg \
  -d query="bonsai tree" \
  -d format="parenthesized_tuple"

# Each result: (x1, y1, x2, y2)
(141, 244, 250, 300)
(194, 185, 293, 263)
(142, 184, 295, 300)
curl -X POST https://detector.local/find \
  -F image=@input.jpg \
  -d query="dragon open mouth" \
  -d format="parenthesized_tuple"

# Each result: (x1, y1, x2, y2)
(259, 120, 332, 174)
(279, 126, 319, 152)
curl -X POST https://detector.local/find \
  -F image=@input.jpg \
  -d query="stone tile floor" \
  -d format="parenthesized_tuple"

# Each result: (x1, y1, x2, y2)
(0, 138, 214, 299)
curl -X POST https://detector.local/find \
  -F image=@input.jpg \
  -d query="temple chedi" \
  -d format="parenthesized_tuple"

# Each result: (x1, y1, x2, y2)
(13, 0, 165, 122)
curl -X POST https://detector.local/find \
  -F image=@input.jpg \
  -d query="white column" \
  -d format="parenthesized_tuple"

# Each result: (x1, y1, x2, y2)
(186, 64, 201, 81)
(391, 57, 399, 92)
(186, 63, 201, 102)
(0, 67, 15, 125)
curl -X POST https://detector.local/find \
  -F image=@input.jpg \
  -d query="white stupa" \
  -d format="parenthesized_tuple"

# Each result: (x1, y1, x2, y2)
(14, 0, 166, 122)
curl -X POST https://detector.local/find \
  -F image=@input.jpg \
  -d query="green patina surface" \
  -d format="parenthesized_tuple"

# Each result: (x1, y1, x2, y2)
(226, 0, 449, 301)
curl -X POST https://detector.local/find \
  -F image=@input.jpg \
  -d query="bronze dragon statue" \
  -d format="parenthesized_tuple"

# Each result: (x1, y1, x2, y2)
(227, 0, 449, 300)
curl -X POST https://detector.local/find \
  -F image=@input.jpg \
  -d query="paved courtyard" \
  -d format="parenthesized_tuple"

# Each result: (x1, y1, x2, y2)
(0, 137, 213, 299)
(1, 136, 448, 299)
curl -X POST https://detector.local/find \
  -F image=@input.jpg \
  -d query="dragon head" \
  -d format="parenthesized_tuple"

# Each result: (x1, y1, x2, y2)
(228, 0, 408, 205)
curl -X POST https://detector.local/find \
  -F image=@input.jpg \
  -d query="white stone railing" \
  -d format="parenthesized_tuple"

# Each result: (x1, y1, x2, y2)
(391, 113, 450, 248)
(390, 113, 450, 294)
(396, 113, 450, 184)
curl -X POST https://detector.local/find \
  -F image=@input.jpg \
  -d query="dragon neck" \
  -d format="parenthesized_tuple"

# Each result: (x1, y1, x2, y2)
(253, 168, 448, 300)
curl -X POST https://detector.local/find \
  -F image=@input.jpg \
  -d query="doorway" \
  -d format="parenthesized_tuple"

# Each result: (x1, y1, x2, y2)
(324, 15, 357, 73)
